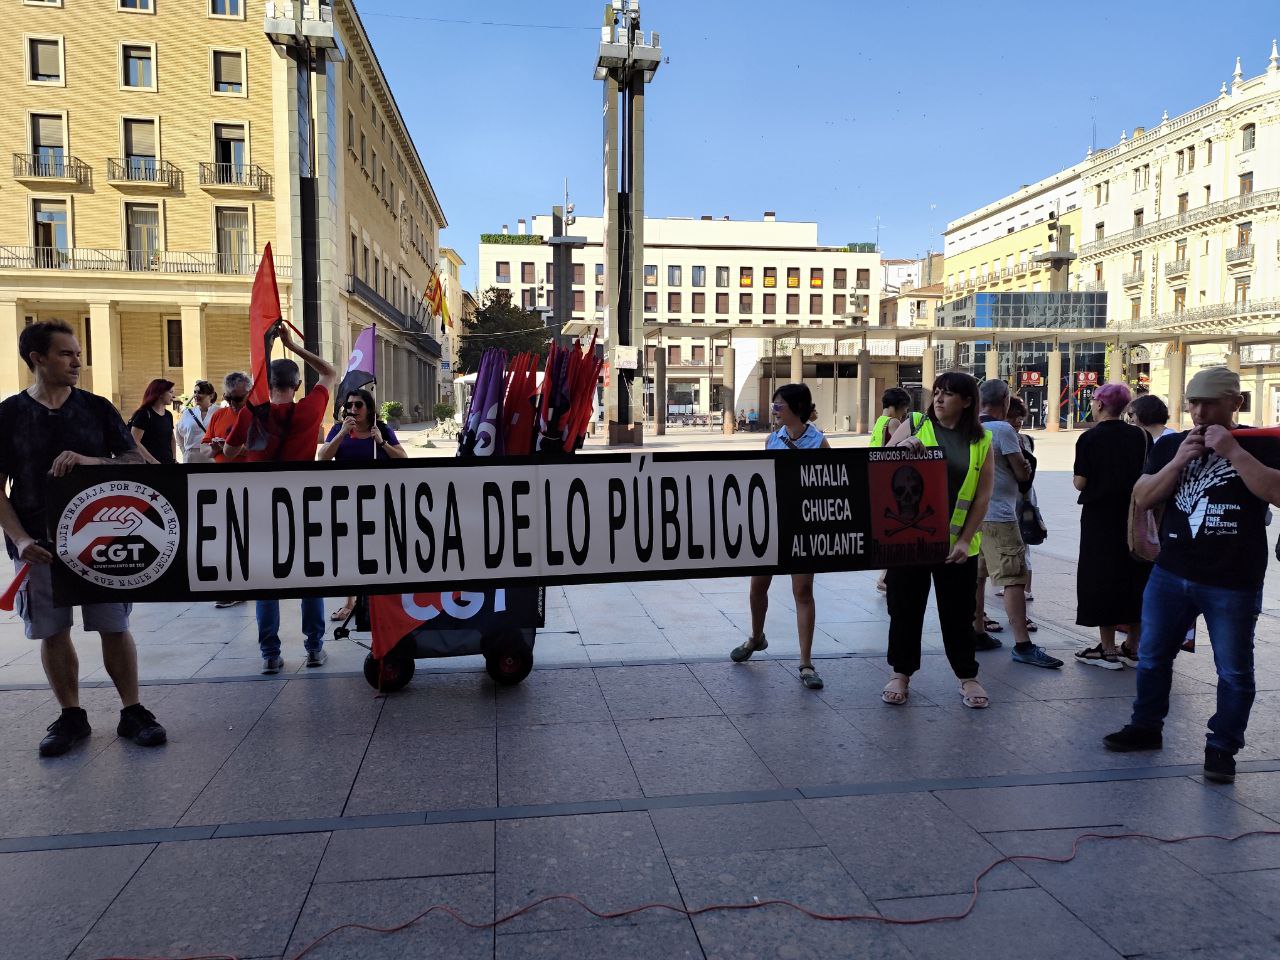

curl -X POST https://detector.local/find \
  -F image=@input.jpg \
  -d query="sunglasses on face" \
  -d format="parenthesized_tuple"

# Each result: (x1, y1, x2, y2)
(345, 400, 365, 411)
(771, 402, 784, 414)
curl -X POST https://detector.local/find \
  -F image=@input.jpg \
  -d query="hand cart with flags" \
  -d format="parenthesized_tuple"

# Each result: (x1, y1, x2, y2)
(335, 587, 543, 693)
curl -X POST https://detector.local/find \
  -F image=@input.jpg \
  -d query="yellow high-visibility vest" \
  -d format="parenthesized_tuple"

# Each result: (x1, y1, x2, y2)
(870, 412, 923, 448)
(914, 418, 992, 556)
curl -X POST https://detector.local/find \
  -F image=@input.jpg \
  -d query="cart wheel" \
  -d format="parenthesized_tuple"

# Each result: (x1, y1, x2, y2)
(484, 630, 534, 686)
(363, 648, 415, 693)
(333, 626, 350, 641)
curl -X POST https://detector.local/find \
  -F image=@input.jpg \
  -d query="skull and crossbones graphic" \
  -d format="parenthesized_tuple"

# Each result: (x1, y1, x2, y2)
(884, 465, 937, 537)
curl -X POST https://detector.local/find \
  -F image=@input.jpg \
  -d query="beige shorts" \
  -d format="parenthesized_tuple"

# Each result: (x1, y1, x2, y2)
(977, 521, 1028, 587)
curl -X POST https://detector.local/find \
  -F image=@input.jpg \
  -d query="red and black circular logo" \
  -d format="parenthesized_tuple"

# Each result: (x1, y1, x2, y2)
(57, 482, 180, 589)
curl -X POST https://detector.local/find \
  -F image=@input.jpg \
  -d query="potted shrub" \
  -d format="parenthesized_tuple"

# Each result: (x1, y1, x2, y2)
(434, 401, 455, 423)
(380, 400, 404, 429)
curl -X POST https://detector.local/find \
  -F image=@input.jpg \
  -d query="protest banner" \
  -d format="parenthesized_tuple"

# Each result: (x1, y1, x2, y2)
(48, 449, 949, 605)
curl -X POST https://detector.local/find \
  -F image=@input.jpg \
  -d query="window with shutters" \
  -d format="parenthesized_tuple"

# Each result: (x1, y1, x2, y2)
(667, 345, 680, 365)
(809, 268, 823, 288)
(692, 345, 706, 364)
(833, 294, 846, 314)
(856, 268, 871, 289)
(212, 122, 245, 183)
(692, 292, 706, 313)
(121, 43, 155, 90)
(833, 268, 846, 289)
(495, 261, 510, 283)
(739, 293, 752, 313)
(26, 36, 64, 85)
(520, 262, 534, 283)
(763, 293, 776, 314)
(810, 294, 823, 315)
(572, 263, 585, 285)
(739, 267, 753, 287)
(573, 290, 585, 312)
(786, 294, 799, 315)
(716, 293, 729, 313)
(32, 199, 70, 258)
(211, 48, 245, 96)
(1177, 193, 1189, 214)
(668, 292, 681, 312)
(763, 267, 777, 288)
(165, 318, 183, 368)
(123, 118, 158, 179)
(786, 267, 800, 288)
(643, 292, 657, 313)
(29, 114, 65, 176)
(214, 206, 250, 275)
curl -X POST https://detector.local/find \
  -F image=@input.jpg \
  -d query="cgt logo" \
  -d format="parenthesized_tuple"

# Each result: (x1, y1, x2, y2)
(57, 483, 180, 589)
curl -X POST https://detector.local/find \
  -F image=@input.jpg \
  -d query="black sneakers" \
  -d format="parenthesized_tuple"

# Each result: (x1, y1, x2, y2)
(1204, 747, 1236, 784)
(973, 631, 1003, 651)
(117, 704, 167, 747)
(39, 707, 91, 757)
(1103, 724, 1163, 752)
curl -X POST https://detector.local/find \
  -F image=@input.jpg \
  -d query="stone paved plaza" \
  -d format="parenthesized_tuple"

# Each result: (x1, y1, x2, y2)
(4, 433, 1280, 958)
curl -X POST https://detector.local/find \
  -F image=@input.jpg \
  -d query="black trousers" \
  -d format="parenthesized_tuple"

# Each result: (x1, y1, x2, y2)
(886, 557, 979, 680)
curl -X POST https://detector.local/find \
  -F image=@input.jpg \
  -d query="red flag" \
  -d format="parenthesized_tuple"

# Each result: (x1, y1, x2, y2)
(249, 243, 282, 405)
(368, 593, 424, 660)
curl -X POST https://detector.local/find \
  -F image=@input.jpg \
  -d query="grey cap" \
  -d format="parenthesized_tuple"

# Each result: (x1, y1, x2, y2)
(1185, 366, 1241, 400)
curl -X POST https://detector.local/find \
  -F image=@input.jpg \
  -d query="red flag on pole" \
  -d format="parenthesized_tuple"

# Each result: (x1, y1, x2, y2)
(248, 243, 282, 405)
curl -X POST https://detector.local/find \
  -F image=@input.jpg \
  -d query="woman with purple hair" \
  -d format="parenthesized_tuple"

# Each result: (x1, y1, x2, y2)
(1072, 382, 1152, 668)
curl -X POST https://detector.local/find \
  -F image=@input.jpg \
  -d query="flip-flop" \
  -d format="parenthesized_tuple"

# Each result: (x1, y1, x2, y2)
(330, 607, 353, 622)
(984, 618, 1004, 633)
(799, 665, 824, 690)
(881, 674, 909, 705)
(1026, 618, 1038, 633)
(959, 679, 990, 709)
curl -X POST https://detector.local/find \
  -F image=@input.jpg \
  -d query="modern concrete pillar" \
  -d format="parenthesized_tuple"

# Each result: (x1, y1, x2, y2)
(179, 304, 207, 400)
(862, 374, 881, 436)
(984, 341, 999, 382)
(1107, 337, 1126, 384)
(653, 348, 666, 435)
(1226, 346, 1241, 375)
(88, 302, 121, 410)
(1168, 340, 1186, 430)
(721, 346, 736, 434)
(790, 346, 803, 385)
(922, 335, 935, 390)
(0, 301, 24, 398)
(855, 349, 872, 433)
(1047, 343, 1062, 433)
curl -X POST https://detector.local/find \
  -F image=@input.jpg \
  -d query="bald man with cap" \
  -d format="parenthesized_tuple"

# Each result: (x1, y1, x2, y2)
(1105, 367, 1280, 783)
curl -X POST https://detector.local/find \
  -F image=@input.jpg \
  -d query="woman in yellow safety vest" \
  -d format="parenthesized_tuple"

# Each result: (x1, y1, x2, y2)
(882, 371, 995, 709)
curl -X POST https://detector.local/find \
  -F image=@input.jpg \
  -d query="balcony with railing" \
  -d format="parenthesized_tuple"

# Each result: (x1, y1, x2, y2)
(346, 274, 441, 358)
(13, 153, 91, 185)
(1122, 270, 1144, 288)
(106, 158, 180, 189)
(0, 245, 291, 278)
(1164, 259, 1190, 279)
(198, 162, 270, 193)
(1083, 280, 1106, 292)
(1112, 297, 1280, 332)
(1080, 188, 1280, 258)
(1226, 243, 1255, 266)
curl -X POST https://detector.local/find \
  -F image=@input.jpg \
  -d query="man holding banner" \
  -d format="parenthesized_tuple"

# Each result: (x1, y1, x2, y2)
(0, 321, 166, 757)
(223, 323, 338, 673)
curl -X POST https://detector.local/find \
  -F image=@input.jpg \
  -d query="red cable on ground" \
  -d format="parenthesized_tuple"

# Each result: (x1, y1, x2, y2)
(93, 827, 1280, 960)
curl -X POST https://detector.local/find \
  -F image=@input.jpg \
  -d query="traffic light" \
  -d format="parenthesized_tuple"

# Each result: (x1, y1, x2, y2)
(1047, 210, 1058, 250)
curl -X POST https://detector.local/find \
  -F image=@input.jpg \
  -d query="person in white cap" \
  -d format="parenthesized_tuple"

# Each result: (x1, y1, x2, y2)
(1104, 367, 1280, 783)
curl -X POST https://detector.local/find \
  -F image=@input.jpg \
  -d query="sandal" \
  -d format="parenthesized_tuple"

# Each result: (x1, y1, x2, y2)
(1025, 618, 1038, 633)
(959, 679, 990, 709)
(730, 634, 768, 663)
(1074, 644, 1123, 670)
(984, 617, 1004, 634)
(799, 664, 824, 690)
(330, 604, 354, 622)
(881, 673, 909, 705)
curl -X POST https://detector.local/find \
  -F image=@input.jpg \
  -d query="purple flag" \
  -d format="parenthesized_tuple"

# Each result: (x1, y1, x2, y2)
(336, 325, 377, 415)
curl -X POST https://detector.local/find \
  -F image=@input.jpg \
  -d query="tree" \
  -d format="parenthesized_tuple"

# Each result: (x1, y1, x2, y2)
(457, 287, 549, 372)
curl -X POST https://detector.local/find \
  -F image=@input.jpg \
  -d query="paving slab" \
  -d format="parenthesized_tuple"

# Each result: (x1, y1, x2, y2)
(495, 811, 679, 934)
(797, 792, 1033, 900)
(593, 663, 723, 720)
(615, 715, 780, 796)
(495, 919, 703, 960)
(0, 844, 154, 960)
(649, 799, 822, 857)
(877, 886, 1124, 960)
(315, 821, 494, 883)
(495, 668, 612, 726)
(497, 720, 642, 806)
(285, 874, 494, 959)
(728, 708, 898, 787)
(344, 726, 496, 816)
(71, 833, 328, 960)
(668, 846, 913, 960)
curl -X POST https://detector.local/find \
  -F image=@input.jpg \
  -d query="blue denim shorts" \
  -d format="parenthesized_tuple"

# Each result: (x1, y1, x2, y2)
(15, 561, 132, 640)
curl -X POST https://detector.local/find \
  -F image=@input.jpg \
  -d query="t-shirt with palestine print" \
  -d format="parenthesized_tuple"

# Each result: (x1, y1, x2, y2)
(1145, 431, 1280, 591)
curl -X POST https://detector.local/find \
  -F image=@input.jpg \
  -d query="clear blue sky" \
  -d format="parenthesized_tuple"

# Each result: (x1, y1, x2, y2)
(358, 1, 1272, 289)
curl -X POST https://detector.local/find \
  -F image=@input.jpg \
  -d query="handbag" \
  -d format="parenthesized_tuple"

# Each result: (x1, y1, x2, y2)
(1017, 498, 1047, 545)
(1128, 495, 1161, 562)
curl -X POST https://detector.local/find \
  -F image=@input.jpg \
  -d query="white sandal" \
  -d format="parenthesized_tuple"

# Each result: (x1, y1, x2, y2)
(959, 679, 990, 709)
(881, 673, 910, 705)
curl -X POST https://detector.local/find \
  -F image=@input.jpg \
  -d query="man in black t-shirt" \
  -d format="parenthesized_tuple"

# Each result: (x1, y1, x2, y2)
(0, 321, 166, 757)
(1105, 367, 1280, 783)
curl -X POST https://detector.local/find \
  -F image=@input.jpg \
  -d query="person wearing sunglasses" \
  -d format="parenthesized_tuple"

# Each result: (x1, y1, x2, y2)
(177, 380, 218, 464)
(204, 371, 253, 464)
(318, 387, 406, 622)
(730, 383, 830, 690)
